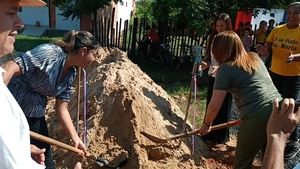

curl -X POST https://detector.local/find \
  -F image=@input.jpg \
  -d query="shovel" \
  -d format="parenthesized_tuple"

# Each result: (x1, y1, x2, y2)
(141, 119, 242, 143)
(30, 131, 128, 168)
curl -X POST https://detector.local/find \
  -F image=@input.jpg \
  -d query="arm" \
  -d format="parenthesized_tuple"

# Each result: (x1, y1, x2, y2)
(55, 99, 86, 154)
(255, 41, 272, 57)
(199, 46, 212, 71)
(142, 35, 149, 42)
(287, 52, 300, 63)
(1, 60, 23, 85)
(262, 98, 300, 169)
(199, 90, 227, 135)
(255, 30, 265, 40)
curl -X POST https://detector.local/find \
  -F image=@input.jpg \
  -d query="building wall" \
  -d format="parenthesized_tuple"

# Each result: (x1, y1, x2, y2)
(117, 0, 134, 30)
(55, 8, 80, 30)
(19, 6, 49, 26)
(251, 8, 285, 30)
(80, 15, 92, 32)
(18, 1, 135, 31)
(97, 0, 134, 31)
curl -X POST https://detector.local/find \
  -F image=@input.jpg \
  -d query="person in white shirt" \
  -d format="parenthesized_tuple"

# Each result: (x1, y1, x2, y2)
(0, 0, 82, 168)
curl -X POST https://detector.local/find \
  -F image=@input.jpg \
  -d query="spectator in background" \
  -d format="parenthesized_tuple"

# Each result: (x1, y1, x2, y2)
(241, 28, 253, 52)
(142, 26, 160, 56)
(279, 21, 285, 25)
(199, 13, 233, 145)
(255, 1, 300, 160)
(254, 20, 268, 45)
(235, 21, 244, 37)
(268, 19, 275, 32)
(245, 22, 254, 36)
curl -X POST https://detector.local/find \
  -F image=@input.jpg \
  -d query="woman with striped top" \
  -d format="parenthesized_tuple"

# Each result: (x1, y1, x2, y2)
(1, 30, 100, 169)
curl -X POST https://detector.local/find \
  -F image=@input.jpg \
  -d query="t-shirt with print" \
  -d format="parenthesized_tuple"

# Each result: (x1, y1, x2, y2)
(214, 59, 281, 117)
(266, 24, 300, 76)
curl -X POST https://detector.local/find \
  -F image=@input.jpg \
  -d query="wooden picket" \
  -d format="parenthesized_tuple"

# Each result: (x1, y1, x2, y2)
(93, 7, 207, 61)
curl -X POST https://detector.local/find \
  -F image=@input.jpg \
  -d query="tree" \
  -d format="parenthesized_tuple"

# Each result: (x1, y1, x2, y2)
(135, 0, 154, 22)
(135, 0, 293, 43)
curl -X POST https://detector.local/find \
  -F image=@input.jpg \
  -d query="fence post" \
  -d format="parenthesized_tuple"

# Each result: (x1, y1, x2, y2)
(130, 18, 138, 60)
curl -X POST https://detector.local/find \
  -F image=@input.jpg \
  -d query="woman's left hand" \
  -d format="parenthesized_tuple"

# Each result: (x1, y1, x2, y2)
(198, 123, 211, 136)
(287, 51, 294, 64)
(72, 137, 87, 157)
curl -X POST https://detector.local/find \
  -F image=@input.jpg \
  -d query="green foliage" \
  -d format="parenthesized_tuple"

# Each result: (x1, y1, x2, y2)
(135, 0, 292, 36)
(135, 0, 155, 22)
(52, 0, 123, 20)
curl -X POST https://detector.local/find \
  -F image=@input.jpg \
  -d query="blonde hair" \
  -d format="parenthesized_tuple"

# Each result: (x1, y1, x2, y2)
(53, 30, 100, 53)
(212, 31, 260, 74)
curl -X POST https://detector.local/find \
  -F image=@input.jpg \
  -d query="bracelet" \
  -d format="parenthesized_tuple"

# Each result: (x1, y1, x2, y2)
(204, 121, 211, 127)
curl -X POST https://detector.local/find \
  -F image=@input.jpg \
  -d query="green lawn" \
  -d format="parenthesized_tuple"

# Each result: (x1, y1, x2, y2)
(14, 35, 61, 52)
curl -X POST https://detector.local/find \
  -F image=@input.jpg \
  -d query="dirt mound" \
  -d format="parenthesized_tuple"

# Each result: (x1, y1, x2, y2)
(42, 48, 237, 169)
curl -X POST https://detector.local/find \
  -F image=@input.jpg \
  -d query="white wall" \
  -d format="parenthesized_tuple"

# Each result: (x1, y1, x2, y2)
(117, 0, 133, 30)
(19, 6, 49, 26)
(251, 8, 285, 30)
(55, 8, 80, 30)
(18, 6, 80, 30)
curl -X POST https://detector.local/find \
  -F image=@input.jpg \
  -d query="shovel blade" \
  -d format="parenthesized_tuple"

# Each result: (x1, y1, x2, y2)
(140, 131, 168, 143)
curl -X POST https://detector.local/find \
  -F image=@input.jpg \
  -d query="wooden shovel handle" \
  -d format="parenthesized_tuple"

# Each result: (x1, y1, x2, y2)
(30, 131, 96, 160)
(167, 119, 242, 141)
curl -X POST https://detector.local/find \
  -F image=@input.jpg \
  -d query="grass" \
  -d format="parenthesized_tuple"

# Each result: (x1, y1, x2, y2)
(136, 59, 208, 126)
(13, 35, 209, 126)
(14, 35, 61, 52)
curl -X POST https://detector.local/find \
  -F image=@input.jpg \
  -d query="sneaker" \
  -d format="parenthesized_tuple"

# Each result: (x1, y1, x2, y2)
(284, 141, 300, 159)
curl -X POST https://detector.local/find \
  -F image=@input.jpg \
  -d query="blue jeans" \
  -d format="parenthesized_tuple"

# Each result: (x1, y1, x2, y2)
(27, 116, 56, 169)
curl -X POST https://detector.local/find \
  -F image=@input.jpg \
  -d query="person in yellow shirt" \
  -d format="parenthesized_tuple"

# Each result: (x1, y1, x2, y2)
(254, 20, 268, 45)
(256, 1, 300, 160)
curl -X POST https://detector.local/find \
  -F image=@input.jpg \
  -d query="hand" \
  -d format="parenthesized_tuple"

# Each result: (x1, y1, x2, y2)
(267, 98, 300, 140)
(209, 66, 219, 76)
(199, 61, 209, 71)
(286, 51, 294, 64)
(263, 26, 268, 32)
(71, 137, 87, 158)
(30, 144, 45, 165)
(74, 162, 82, 169)
(255, 44, 268, 56)
(198, 122, 211, 136)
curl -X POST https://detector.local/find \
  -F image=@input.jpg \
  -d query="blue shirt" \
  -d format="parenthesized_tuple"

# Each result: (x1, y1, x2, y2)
(8, 43, 77, 118)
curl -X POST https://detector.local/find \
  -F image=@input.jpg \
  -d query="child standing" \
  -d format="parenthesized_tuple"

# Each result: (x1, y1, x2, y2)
(241, 28, 253, 52)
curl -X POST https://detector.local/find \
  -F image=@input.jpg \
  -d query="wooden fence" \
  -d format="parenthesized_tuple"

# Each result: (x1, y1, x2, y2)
(92, 8, 208, 61)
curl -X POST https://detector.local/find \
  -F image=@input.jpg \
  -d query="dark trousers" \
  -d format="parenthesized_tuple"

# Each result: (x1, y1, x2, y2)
(201, 76, 232, 143)
(27, 116, 56, 169)
(269, 71, 300, 141)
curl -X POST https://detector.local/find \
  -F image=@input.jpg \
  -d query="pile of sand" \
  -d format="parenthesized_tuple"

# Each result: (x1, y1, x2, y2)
(45, 48, 235, 169)
(0, 49, 239, 169)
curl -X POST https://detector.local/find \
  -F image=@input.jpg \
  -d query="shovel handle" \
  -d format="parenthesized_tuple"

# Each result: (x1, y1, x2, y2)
(30, 131, 96, 160)
(167, 119, 242, 141)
